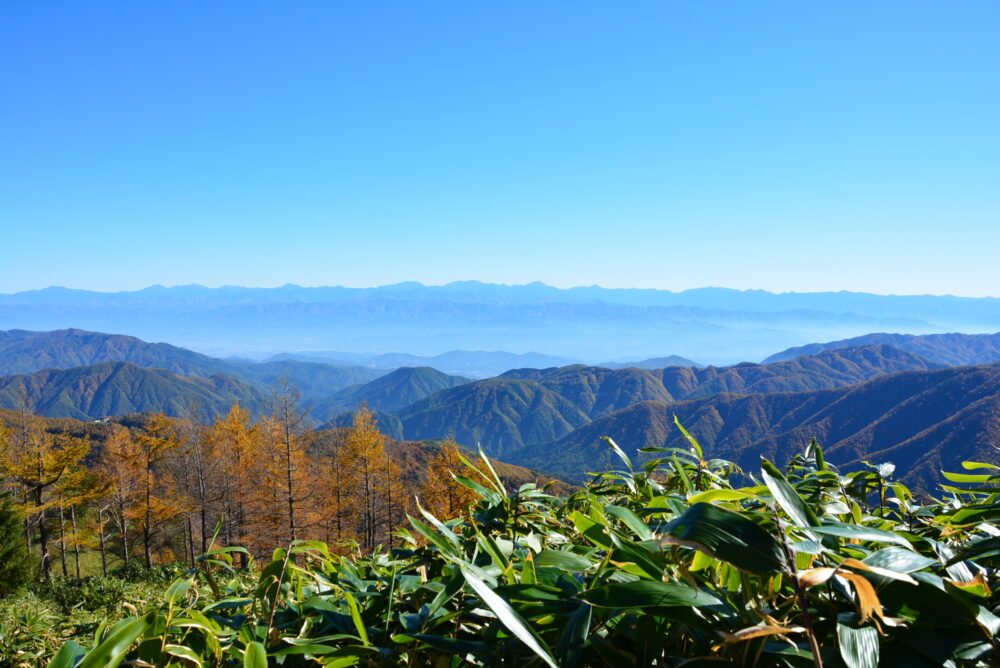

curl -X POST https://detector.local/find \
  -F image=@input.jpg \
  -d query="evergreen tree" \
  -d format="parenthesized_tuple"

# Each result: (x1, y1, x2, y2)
(0, 491, 31, 597)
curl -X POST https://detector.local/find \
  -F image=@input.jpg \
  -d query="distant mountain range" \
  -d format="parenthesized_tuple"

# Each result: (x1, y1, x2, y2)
(268, 350, 581, 378)
(765, 332, 1000, 366)
(6, 282, 1000, 363)
(0, 329, 385, 401)
(596, 355, 701, 370)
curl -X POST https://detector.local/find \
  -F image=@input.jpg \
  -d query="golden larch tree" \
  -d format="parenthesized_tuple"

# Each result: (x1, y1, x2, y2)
(419, 438, 481, 521)
(0, 411, 90, 579)
(335, 406, 404, 551)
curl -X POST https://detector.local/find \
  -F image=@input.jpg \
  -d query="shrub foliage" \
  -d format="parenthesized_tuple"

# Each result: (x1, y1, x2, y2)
(43, 422, 1000, 666)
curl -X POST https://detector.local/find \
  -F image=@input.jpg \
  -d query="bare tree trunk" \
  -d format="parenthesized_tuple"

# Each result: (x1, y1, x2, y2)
(116, 497, 130, 565)
(58, 505, 68, 577)
(143, 463, 153, 568)
(98, 507, 108, 576)
(186, 515, 196, 566)
(70, 505, 81, 578)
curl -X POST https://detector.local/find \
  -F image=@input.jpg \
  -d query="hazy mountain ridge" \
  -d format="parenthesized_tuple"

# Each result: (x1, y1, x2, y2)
(6, 282, 996, 362)
(270, 350, 581, 378)
(596, 355, 701, 369)
(765, 331, 1000, 366)
(0, 328, 386, 399)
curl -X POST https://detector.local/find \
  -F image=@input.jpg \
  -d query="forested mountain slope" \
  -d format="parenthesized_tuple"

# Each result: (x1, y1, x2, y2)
(0, 362, 268, 420)
(402, 345, 940, 454)
(397, 378, 591, 457)
(511, 363, 1000, 491)
(327, 366, 471, 413)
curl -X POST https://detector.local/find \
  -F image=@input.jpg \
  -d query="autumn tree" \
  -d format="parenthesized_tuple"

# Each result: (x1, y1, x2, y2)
(335, 406, 404, 551)
(206, 403, 260, 561)
(0, 491, 31, 596)
(242, 381, 319, 554)
(419, 439, 480, 520)
(0, 409, 90, 579)
(171, 405, 225, 561)
(98, 424, 139, 564)
(312, 429, 353, 549)
(99, 415, 188, 568)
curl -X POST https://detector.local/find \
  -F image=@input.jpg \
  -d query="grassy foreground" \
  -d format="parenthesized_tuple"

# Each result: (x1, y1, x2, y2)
(5, 425, 1000, 667)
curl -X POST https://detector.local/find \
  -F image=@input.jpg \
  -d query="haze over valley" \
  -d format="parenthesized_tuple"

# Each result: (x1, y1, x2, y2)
(4, 282, 1000, 365)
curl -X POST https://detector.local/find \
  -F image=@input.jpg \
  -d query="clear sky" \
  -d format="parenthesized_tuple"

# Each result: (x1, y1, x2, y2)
(2, 1, 998, 296)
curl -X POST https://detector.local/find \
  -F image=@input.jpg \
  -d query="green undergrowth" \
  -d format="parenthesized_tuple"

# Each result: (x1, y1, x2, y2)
(13, 421, 1000, 666)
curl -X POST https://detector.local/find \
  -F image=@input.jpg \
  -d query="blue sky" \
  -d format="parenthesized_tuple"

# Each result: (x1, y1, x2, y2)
(2, 1, 998, 296)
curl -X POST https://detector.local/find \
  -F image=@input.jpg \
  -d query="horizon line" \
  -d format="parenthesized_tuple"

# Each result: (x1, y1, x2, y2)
(2, 280, 998, 301)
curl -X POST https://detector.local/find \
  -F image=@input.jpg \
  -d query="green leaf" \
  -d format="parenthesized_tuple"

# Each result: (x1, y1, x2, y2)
(687, 489, 756, 504)
(946, 536, 1000, 565)
(605, 505, 652, 540)
(570, 511, 613, 549)
(453, 474, 503, 505)
(941, 471, 994, 483)
(863, 547, 936, 573)
(460, 565, 558, 668)
(555, 603, 592, 668)
(243, 641, 267, 668)
(961, 461, 1000, 470)
(760, 458, 820, 529)
(673, 416, 703, 458)
(810, 522, 913, 549)
(46, 640, 86, 668)
(534, 549, 595, 571)
(163, 579, 193, 606)
(164, 644, 203, 667)
(79, 613, 155, 668)
(663, 502, 786, 574)
(580, 580, 720, 608)
(602, 437, 633, 471)
(343, 590, 371, 646)
(837, 623, 879, 668)
(407, 514, 460, 557)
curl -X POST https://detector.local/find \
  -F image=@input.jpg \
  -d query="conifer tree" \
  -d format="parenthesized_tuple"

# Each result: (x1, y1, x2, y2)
(419, 439, 480, 520)
(243, 382, 318, 553)
(0, 491, 31, 597)
(98, 424, 139, 564)
(207, 403, 259, 563)
(0, 410, 90, 579)
(336, 406, 403, 551)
